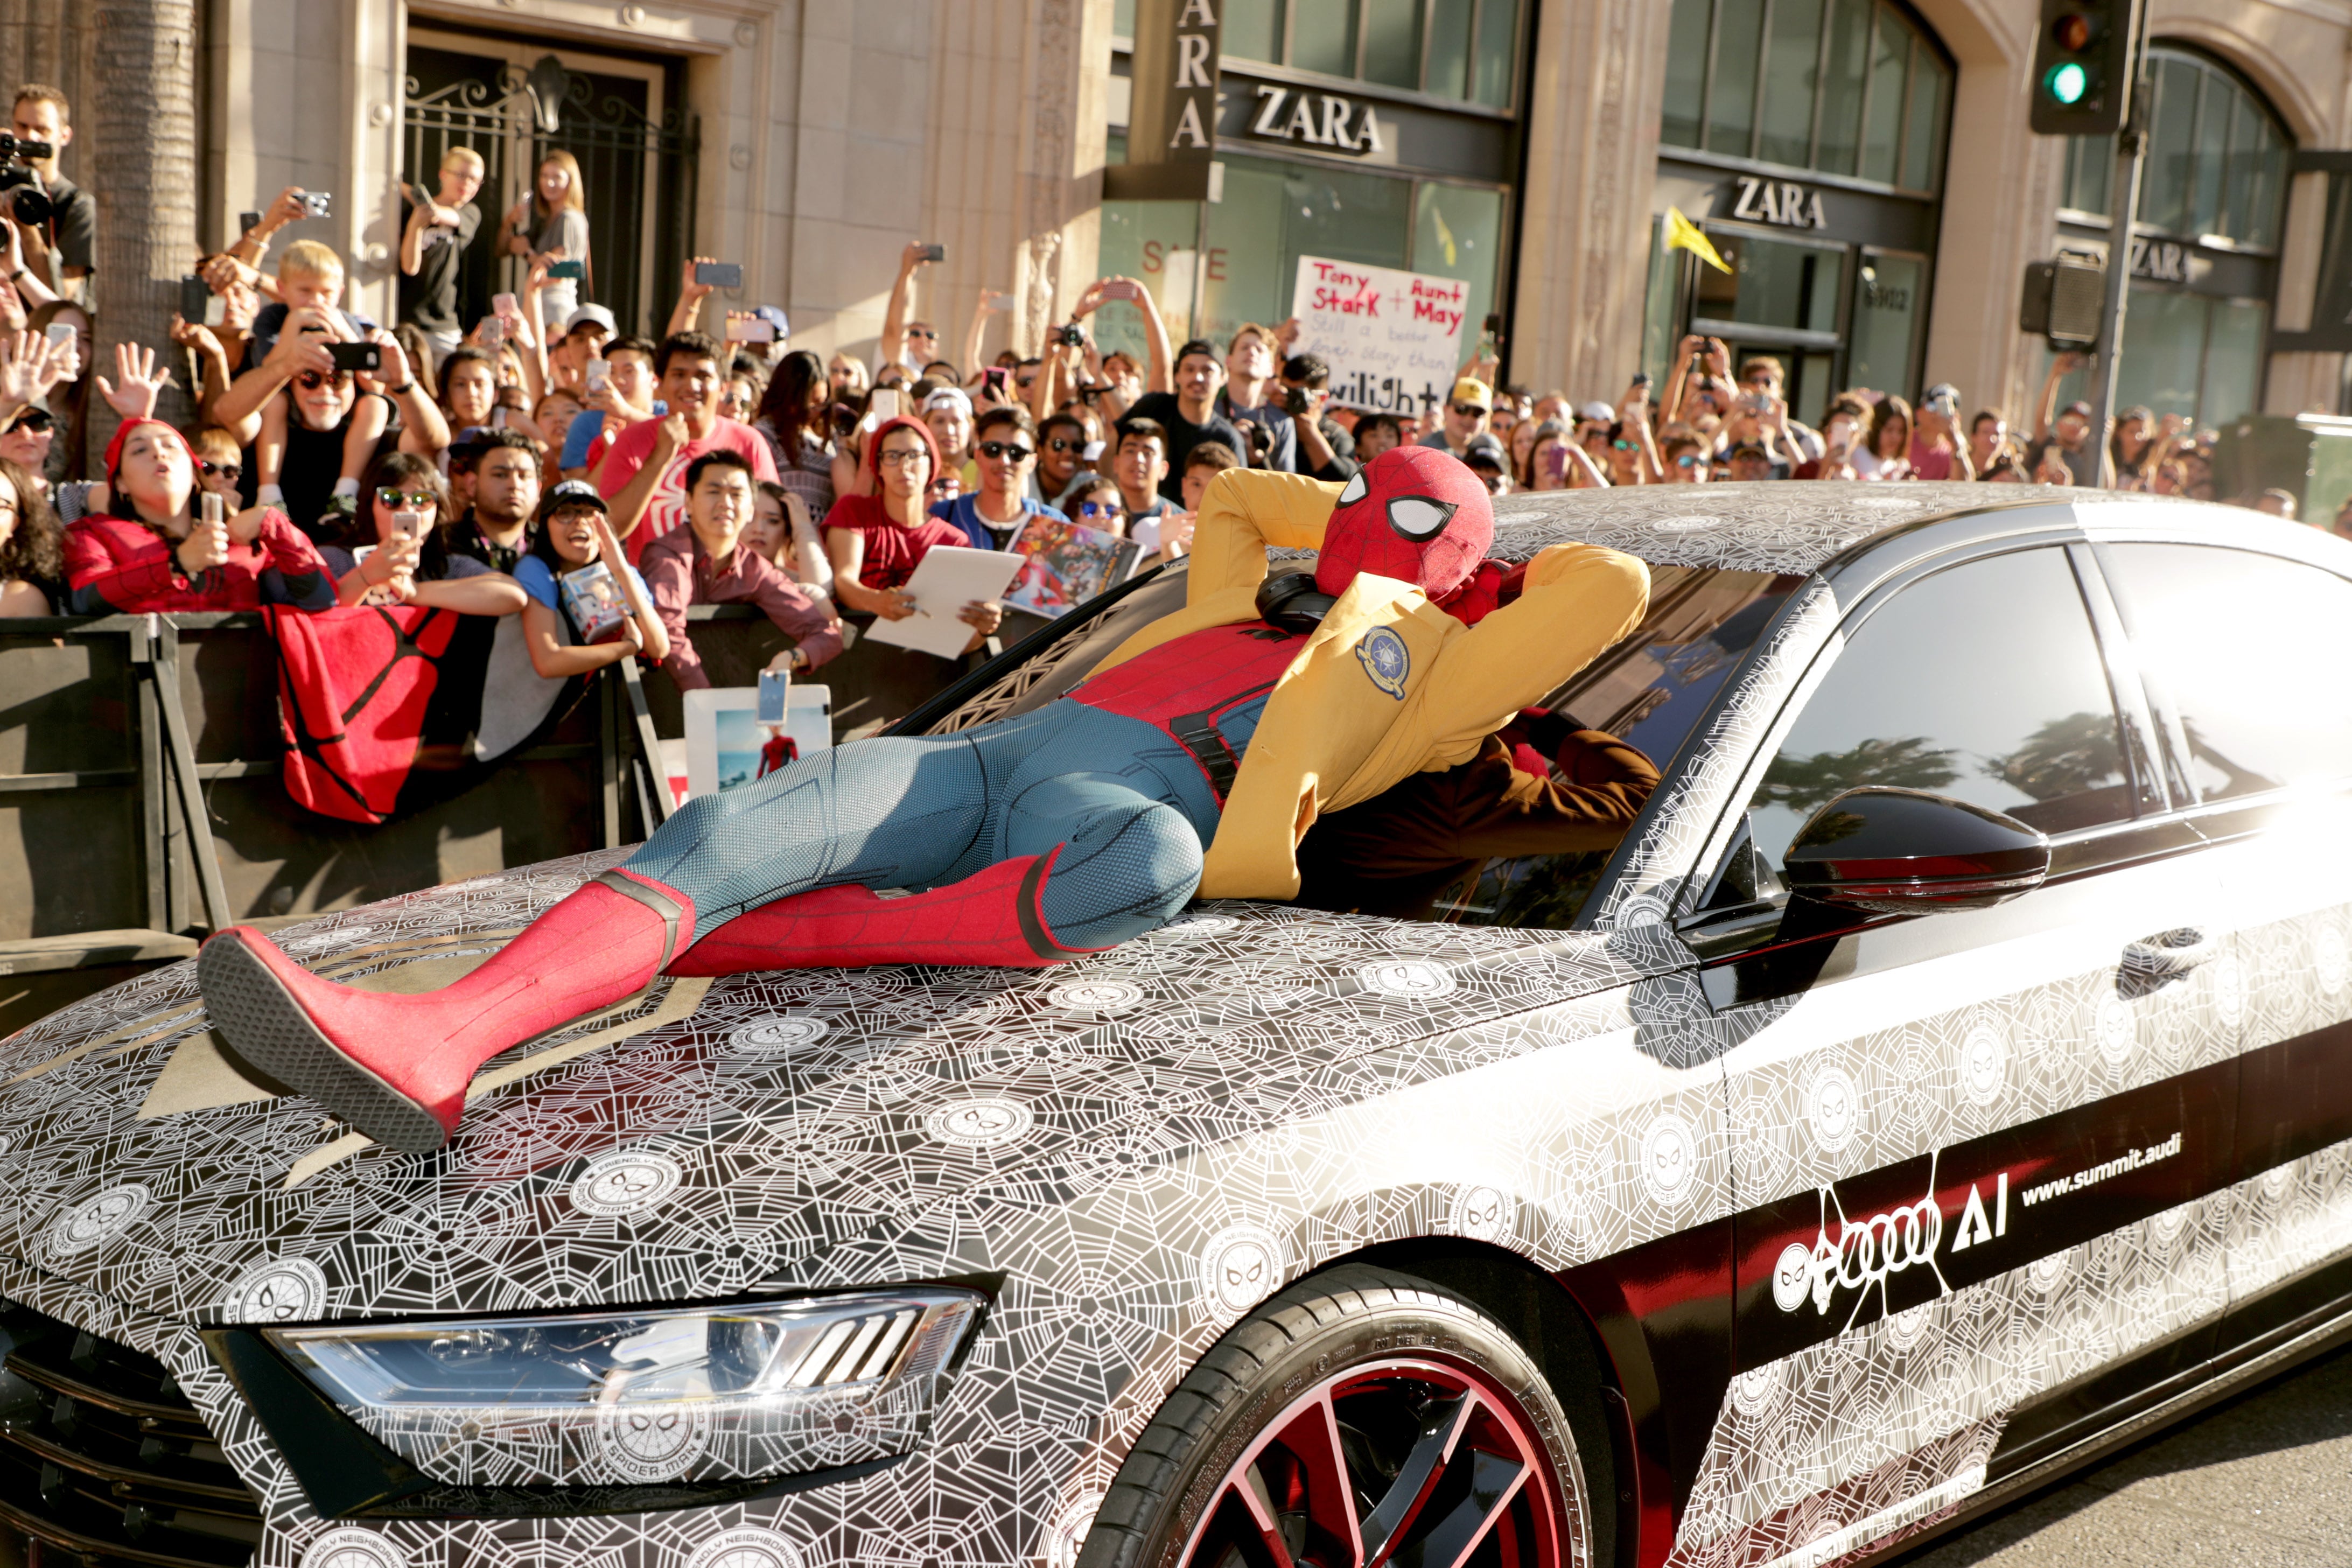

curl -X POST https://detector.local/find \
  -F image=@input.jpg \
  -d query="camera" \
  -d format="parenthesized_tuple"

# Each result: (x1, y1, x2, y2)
(1053, 323, 1087, 349)
(0, 132, 55, 225)
(1284, 384, 1312, 418)
(299, 191, 331, 218)
(328, 341, 383, 374)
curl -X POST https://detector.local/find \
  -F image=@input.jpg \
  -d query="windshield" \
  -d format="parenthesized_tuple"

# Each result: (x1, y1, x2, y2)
(1432, 565, 1802, 929)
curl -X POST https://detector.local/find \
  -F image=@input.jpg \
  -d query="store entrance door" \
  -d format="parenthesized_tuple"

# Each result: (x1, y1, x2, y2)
(1689, 226, 1849, 425)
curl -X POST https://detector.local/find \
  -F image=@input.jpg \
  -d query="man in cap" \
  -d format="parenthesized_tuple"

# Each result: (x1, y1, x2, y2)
(1462, 432, 1510, 494)
(1418, 376, 1492, 457)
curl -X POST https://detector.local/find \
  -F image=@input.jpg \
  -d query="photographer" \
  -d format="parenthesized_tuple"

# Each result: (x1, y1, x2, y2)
(1215, 322, 1298, 473)
(399, 147, 486, 361)
(1277, 353, 1357, 482)
(4, 87, 94, 301)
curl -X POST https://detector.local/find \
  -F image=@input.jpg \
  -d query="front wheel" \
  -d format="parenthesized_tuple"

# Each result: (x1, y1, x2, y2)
(1080, 1264, 1601, 1568)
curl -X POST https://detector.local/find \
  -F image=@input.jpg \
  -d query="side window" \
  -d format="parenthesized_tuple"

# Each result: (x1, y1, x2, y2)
(2103, 544, 2352, 802)
(1742, 548, 2133, 880)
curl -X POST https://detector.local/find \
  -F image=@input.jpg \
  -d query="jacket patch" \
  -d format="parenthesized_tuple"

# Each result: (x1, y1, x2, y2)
(1355, 626, 1410, 699)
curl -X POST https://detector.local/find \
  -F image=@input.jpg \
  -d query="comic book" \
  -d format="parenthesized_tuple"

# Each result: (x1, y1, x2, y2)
(1003, 515, 1145, 619)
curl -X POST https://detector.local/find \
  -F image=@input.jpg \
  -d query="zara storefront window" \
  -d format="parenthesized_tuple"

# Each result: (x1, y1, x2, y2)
(1100, 0, 1521, 387)
(2042, 45, 2290, 428)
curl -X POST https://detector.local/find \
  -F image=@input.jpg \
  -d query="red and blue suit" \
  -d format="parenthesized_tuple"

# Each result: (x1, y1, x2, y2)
(196, 448, 1503, 1152)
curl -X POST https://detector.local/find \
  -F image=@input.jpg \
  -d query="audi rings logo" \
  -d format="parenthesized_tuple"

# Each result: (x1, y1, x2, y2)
(1775, 1161, 1949, 1319)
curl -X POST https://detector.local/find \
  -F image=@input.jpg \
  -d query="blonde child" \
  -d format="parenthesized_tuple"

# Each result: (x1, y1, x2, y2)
(253, 240, 385, 524)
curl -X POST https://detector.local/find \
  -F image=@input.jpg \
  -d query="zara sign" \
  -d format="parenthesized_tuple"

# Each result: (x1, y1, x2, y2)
(1247, 84, 1385, 156)
(1728, 174, 1829, 230)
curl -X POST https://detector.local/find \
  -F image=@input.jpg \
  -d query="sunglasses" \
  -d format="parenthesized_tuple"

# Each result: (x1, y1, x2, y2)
(1046, 437, 1082, 453)
(296, 370, 352, 390)
(1450, 403, 1486, 417)
(977, 441, 1034, 461)
(1613, 439, 1637, 451)
(375, 487, 437, 508)
(1674, 454, 1702, 468)
(907, 327, 939, 340)
(200, 458, 242, 480)
(1080, 501, 1120, 521)
(8, 408, 52, 433)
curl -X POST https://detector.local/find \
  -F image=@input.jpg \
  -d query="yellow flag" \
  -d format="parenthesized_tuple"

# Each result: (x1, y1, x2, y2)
(1664, 207, 1733, 275)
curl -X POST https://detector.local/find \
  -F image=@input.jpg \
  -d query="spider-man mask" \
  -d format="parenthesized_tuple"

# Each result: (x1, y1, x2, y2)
(1314, 444, 1494, 605)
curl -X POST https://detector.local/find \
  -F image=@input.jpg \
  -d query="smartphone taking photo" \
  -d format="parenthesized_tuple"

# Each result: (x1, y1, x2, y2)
(299, 191, 331, 218)
(693, 261, 744, 290)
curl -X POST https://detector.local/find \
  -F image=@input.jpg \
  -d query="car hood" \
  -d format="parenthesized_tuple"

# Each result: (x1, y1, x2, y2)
(0, 851, 1682, 1325)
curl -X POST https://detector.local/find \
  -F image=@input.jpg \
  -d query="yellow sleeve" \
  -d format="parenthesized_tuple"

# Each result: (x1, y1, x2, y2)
(1333, 544, 1651, 810)
(1182, 468, 1345, 605)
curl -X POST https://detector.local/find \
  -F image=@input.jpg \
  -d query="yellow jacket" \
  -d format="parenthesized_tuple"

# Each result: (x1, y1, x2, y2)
(1094, 469, 1650, 899)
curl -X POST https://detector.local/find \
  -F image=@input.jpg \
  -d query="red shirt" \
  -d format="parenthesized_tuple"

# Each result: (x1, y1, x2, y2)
(597, 416, 779, 564)
(820, 493, 971, 591)
(63, 509, 332, 615)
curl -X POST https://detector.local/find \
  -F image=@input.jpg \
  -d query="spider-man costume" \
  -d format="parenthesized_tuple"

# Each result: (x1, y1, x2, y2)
(198, 447, 1636, 1153)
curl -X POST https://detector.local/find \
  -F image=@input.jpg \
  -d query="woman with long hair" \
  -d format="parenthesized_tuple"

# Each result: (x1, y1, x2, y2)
(503, 150, 592, 329)
(1853, 396, 1914, 481)
(0, 451, 62, 613)
(751, 350, 838, 517)
(27, 298, 92, 486)
(514, 480, 668, 678)
(318, 450, 527, 615)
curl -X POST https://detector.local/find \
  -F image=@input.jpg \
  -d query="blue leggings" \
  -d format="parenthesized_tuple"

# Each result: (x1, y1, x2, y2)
(624, 699, 1223, 949)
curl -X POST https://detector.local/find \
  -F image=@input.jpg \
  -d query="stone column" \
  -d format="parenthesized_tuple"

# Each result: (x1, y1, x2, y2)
(1509, 0, 1673, 397)
(90, 0, 200, 442)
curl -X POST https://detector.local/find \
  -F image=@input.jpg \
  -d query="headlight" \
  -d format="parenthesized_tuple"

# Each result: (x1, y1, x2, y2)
(265, 1288, 984, 1487)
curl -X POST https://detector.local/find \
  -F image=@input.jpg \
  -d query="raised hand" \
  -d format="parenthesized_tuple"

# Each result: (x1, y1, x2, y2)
(0, 328, 62, 407)
(178, 515, 232, 577)
(96, 342, 171, 421)
(679, 256, 718, 307)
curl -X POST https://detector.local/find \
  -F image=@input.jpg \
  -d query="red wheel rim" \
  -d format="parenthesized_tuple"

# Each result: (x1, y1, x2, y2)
(1174, 1355, 1570, 1568)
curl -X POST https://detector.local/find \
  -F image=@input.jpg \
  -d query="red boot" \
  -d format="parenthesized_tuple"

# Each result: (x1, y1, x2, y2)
(667, 851, 1098, 976)
(198, 870, 694, 1153)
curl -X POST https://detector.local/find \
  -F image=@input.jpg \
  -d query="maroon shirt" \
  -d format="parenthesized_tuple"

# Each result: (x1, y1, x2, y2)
(820, 492, 970, 591)
(638, 526, 843, 692)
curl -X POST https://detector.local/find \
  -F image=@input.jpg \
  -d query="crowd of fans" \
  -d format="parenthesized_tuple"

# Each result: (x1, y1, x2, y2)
(1, 83, 2345, 717)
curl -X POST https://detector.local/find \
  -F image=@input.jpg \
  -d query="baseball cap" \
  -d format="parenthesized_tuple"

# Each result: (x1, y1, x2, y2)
(545, 479, 607, 513)
(1578, 400, 1615, 424)
(753, 305, 789, 338)
(921, 386, 974, 417)
(1450, 377, 1493, 412)
(1729, 440, 1770, 460)
(564, 304, 618, 336)
(1462, 432, 1508, 467)
(2062, 400, 2094, 419)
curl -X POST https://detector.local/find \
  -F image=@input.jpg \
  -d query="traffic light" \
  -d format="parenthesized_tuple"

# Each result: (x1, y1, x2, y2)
(2029, 0, 2137, 135)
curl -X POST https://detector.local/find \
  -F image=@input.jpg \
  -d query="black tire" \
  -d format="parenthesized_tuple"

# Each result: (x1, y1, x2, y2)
(1080, 1263, 1604, 1568)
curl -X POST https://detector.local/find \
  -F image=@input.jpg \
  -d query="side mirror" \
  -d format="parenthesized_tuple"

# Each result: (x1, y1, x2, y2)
(1783, 787, 2049, 914)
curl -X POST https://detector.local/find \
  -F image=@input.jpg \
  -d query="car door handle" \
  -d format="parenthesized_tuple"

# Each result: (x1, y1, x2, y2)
(2123, 926, 2216, 979)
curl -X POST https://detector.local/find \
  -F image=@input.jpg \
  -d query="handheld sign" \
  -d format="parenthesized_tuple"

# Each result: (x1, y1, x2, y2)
(1288, 255, 1472, 416)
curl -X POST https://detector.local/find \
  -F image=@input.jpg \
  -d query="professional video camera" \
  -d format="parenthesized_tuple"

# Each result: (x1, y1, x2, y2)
(0, 132, 55, 225)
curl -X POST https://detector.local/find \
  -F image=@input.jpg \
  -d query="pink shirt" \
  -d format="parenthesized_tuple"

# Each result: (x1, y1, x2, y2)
(597, 416, 779, 564)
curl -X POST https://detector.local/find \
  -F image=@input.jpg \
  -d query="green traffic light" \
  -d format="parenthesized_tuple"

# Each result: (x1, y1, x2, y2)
(2047, 61, 2089, 106)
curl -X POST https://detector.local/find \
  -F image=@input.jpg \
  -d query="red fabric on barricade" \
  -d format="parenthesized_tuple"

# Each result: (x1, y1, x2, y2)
(266, 604, 462, 824)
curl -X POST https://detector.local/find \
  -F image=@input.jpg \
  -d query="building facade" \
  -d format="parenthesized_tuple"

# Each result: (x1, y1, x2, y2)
(0, 0, 2344, 436)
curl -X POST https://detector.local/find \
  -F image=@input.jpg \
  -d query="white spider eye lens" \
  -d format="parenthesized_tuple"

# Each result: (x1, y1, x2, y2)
(1337, 471, 1370, 507)
(1387, 495, 1456, 541)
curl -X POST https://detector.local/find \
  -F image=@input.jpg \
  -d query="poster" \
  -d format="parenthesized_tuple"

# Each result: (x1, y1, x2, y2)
(1288, 256, 1472, 415)
(1004, 517, 1145, 619)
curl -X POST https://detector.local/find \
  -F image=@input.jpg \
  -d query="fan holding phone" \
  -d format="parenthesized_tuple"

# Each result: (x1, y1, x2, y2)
(502, 151, 592, 328)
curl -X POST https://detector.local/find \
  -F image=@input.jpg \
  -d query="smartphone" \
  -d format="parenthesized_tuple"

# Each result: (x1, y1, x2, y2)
(757, 667, 791, 724)
(479, 316, 506, 352)
(1483, 313, 1503, 339)
(730, 314, 776, 344)
(178, 275, 210, 325)
(547, 258, 586, 281)
(1102, 278, 1141, 303)
(585, 356, 611, 394)
(491, 405, 510, 431)
(981, 367, 1010, 394)
(44, 321, 75, 353)
(917, 244, 946, 264)
(491, 291, 519, 318)
(1541, 445, 1568, 481)
(869, 387, 901, 422)
(327, 341, 382, 374)
(389, 509, 427, 540)
(984, 289, 1014, 310)
(299, 191, 331, 218)
(1630, 372, 1653, 390)
(694, 261, 744, 290)
(239, 209, 262, 235)
(200, 491, 225, 527)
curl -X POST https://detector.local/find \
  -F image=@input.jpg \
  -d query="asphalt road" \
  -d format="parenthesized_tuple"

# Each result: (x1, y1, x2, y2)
(1900, 1343, 2352, 1568)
